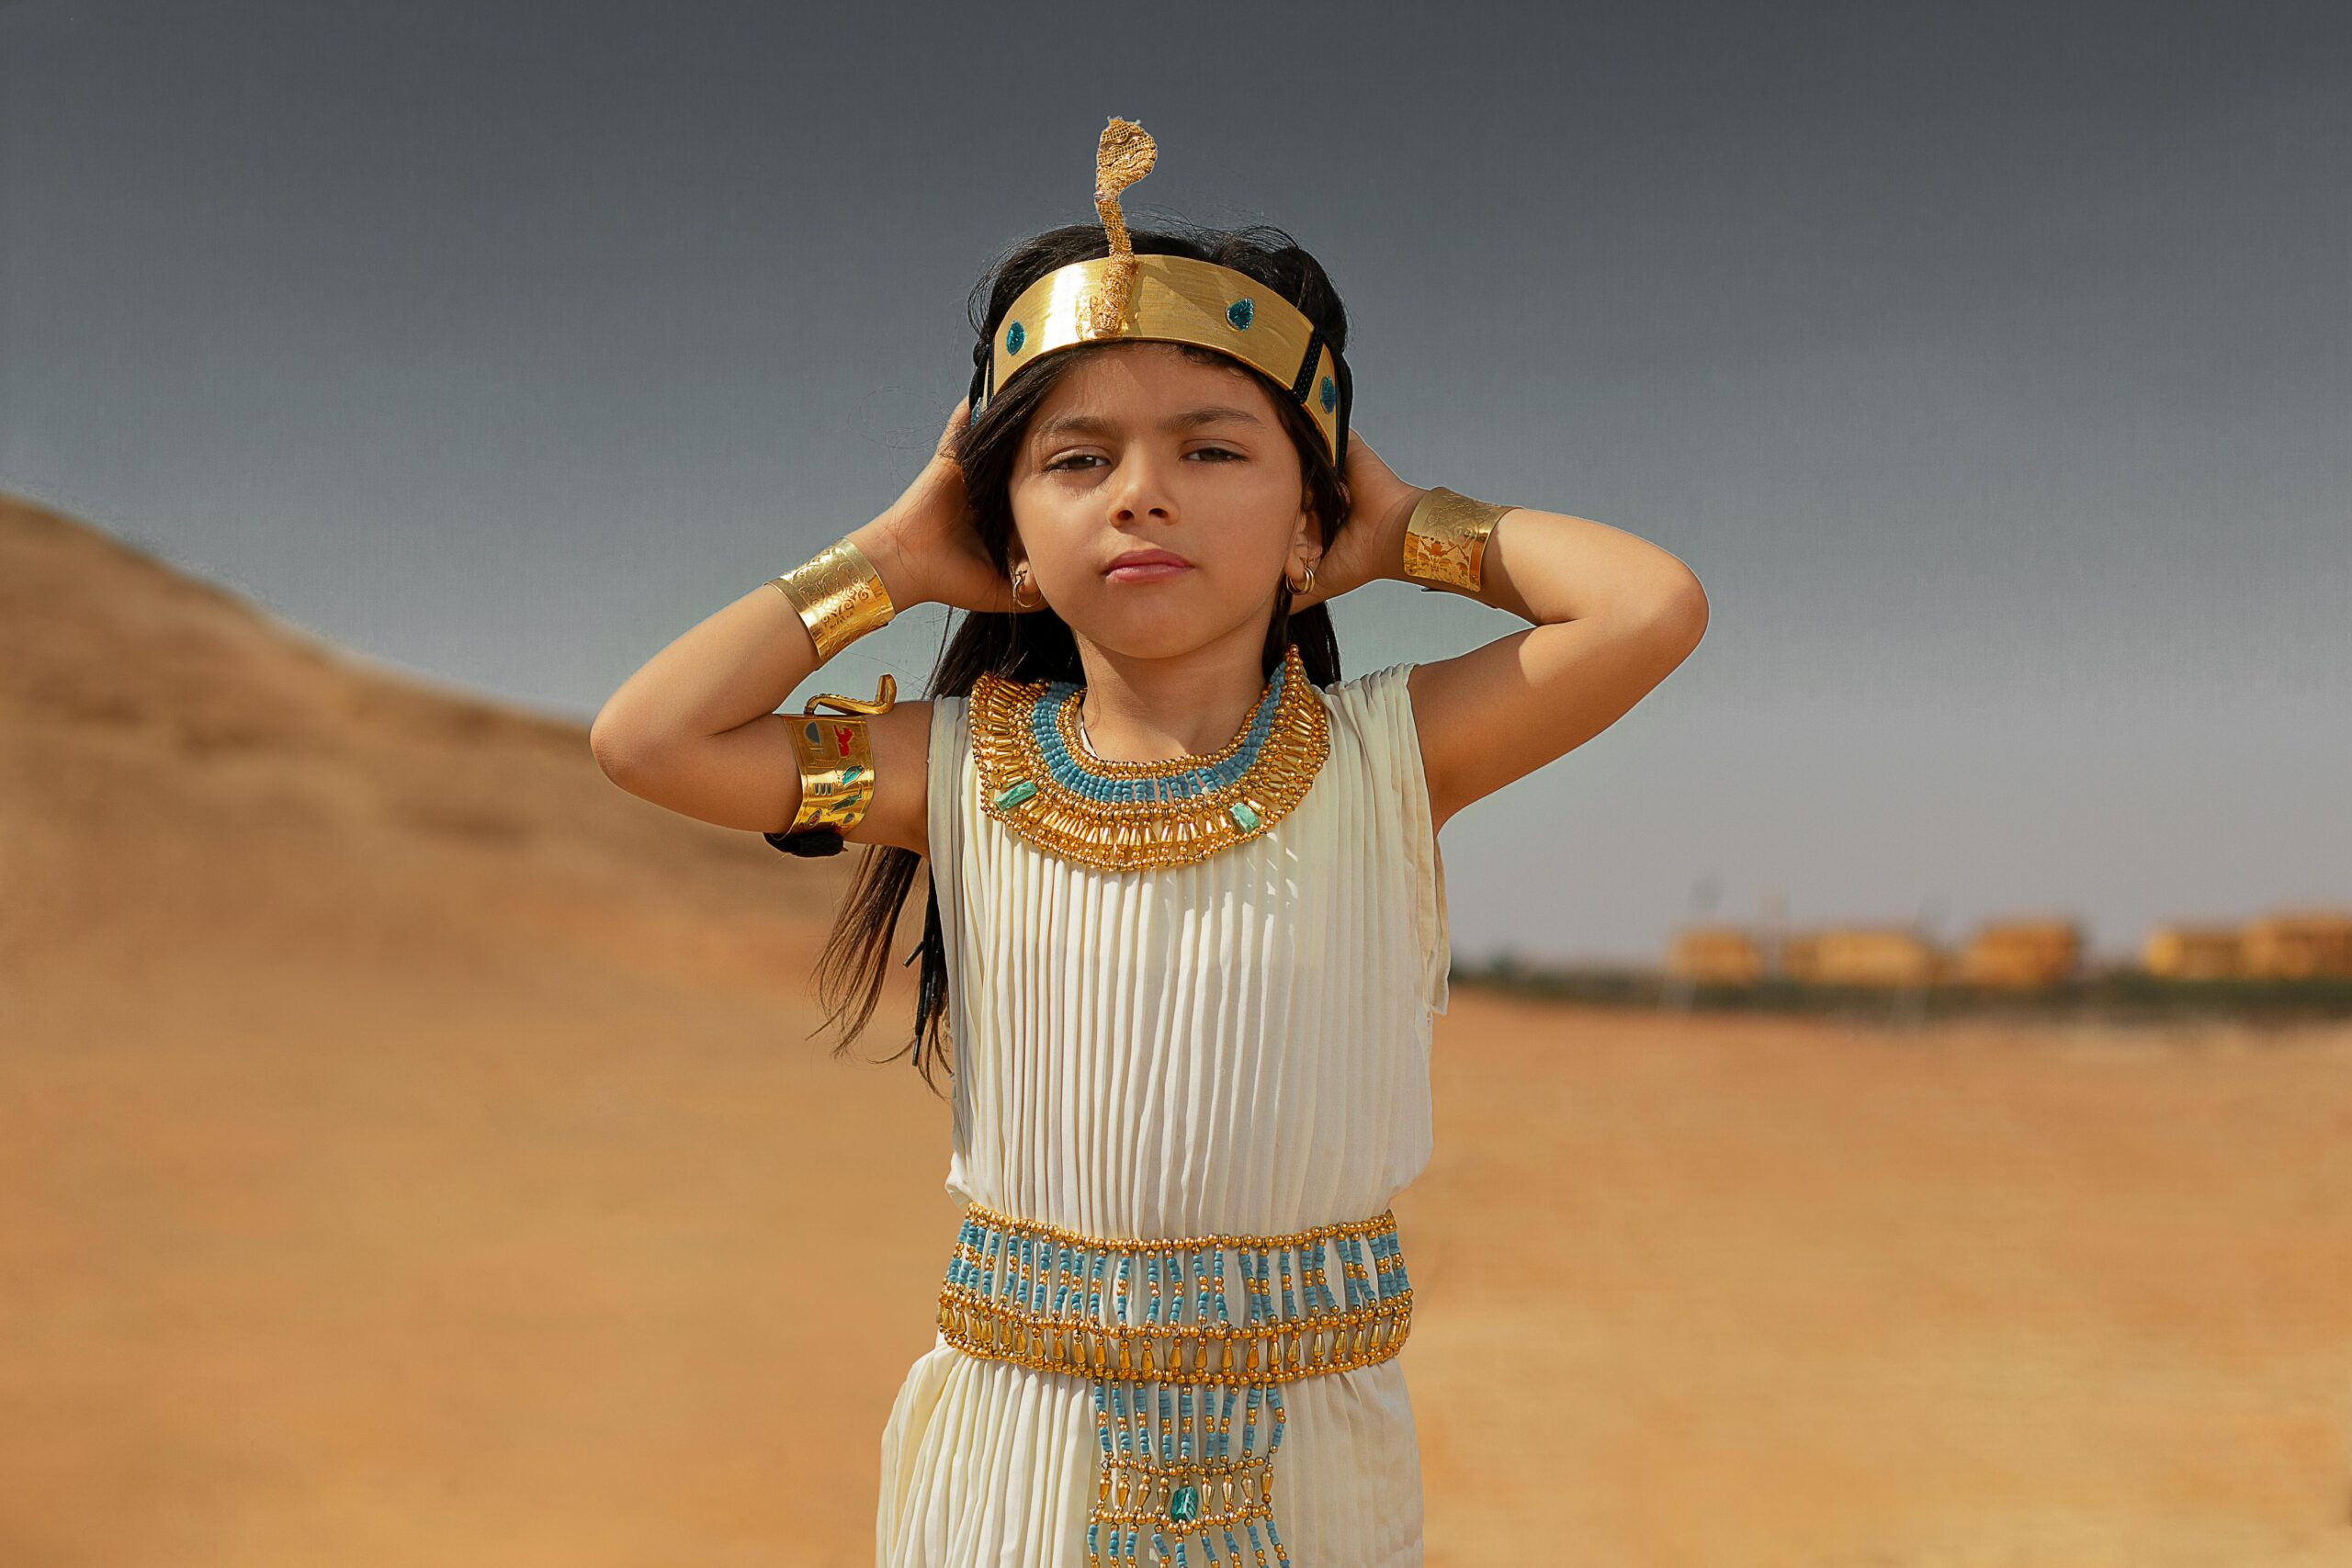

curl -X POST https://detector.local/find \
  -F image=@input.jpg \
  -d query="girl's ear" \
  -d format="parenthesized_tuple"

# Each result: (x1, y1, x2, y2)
(1288, 509, 1321, 582)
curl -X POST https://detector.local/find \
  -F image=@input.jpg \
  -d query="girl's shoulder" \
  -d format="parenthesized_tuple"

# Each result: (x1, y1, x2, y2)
(1318, 660, 1451, 1013)
(1317, 660, 1423, 756)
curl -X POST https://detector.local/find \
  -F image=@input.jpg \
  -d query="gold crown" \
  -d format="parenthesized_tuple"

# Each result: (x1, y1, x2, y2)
(970, 117, 1349, 466)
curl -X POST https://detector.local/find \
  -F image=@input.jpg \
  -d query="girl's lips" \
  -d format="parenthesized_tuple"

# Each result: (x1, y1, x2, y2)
(1105, 560, 1193, 582)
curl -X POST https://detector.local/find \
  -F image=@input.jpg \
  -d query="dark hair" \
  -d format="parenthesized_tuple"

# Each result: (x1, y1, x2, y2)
(808, 219, 1357, 1094)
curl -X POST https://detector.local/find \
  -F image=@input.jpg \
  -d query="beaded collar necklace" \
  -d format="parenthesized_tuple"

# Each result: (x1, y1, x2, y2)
(969, 641, 1329, 873)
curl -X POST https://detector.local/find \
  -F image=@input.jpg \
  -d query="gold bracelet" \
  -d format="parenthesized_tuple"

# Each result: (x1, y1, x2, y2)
(1399, 486, 1514, 594)
(768, 673, 898, 855)
(768, 536, 897, 662)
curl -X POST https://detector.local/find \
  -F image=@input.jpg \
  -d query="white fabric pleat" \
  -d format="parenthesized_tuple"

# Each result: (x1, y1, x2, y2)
(877, 662, 1449, 1568)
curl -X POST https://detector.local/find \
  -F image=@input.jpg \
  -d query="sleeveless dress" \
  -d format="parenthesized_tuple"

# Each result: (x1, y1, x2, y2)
(876, 660, 1452, 1568)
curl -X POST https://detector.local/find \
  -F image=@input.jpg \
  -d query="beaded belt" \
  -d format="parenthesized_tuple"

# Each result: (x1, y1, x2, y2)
(936, 1198, 1416, 1567)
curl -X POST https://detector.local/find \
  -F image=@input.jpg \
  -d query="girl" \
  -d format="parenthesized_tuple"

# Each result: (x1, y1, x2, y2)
(593, 119, 1706, 1568)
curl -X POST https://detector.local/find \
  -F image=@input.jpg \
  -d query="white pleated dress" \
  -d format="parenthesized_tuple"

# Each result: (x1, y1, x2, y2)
(876, 660, 1452, 1568)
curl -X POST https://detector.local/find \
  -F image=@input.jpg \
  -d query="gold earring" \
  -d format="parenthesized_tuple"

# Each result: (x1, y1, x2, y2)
(1011, 564, 1044, 610)
(1284, 557, 1318, 597)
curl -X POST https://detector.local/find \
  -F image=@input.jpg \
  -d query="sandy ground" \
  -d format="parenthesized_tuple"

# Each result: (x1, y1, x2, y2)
(5, 495, 2348, 1567)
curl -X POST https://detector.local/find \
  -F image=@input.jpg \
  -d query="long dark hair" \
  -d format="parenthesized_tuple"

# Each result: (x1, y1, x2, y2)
(809, 219, 1357, 1094)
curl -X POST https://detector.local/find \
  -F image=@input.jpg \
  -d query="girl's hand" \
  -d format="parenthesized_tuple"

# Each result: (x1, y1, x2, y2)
(1290, 425, 1424, 615)
(850, 399, 1025, 615)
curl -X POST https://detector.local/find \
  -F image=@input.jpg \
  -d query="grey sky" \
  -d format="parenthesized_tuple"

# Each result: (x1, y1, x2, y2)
(4, 1, 2345, 964)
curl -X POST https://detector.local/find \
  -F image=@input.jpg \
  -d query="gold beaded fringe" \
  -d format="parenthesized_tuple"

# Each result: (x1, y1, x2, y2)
(937, 1200, 1409, 1567)
(934, 1201, 1414, 1386)
(1089, 1443, 1284, 1566)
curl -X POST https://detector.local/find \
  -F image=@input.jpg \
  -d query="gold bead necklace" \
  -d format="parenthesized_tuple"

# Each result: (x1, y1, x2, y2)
(969, 641, 1329, 873)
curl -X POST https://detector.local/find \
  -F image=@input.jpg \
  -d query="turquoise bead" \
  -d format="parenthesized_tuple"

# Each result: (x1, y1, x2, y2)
(1169, 1483, 1200, 1523)
(995, 778, 1038, 809)
(1025, 656, 1290, 807)
(1229, 801, 1260, 831)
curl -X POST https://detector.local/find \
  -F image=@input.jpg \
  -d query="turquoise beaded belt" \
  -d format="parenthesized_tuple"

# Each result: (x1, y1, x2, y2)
(935, 1198, 1417, 1567)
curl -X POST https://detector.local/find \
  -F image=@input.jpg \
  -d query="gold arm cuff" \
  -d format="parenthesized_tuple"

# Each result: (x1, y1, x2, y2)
(779, 673, 898, 841)
(769, 536, 897, 662)
(1399, 486, 1514, 594)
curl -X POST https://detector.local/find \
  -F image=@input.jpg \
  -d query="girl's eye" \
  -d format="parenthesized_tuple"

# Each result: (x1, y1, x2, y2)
(1046, 447, 1242, 471)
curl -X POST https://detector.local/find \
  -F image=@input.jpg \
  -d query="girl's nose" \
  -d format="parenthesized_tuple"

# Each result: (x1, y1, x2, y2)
(1105, 450, 1178, 522)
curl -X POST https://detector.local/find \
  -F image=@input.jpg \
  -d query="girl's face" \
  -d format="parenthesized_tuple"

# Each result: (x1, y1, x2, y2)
(1007, 342, 1317, 663)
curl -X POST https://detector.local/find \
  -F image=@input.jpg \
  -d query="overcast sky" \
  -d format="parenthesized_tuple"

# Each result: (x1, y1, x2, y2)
(4, 0, 2345, 964)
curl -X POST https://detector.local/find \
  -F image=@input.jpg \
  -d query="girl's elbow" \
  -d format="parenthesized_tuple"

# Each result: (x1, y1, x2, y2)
(1679, 575, 1710, 643)
(1645, 571, 1710, 650)
(589, 710, 653, 785)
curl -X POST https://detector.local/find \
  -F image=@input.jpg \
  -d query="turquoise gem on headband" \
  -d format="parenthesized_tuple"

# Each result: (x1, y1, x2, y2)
(1226, 299, 1254, 330)
(1319, 375, 1337, 412)
(1004, 320, 1026, 354)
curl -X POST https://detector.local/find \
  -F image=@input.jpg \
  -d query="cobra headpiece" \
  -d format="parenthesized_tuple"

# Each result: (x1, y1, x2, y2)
(967, 117, 1351, 467)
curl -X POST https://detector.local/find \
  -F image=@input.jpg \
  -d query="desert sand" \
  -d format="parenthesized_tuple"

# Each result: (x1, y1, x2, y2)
(4, 493, 2346, 1567)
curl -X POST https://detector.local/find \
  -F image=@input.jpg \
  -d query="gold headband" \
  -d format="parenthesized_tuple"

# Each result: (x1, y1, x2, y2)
(970, 118, 1349, 467)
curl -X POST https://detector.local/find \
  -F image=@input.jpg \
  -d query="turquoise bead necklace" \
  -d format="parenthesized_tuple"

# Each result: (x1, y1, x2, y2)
(969, 641, 1329, 873)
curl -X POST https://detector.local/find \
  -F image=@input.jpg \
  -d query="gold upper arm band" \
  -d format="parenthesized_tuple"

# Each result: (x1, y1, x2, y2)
(764, 673, 898, 858)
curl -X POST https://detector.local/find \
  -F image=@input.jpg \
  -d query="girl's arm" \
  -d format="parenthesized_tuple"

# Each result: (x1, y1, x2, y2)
(1303, 433, 1710, 832)
(1401, 504, 1707, 831)
(587, 401, 998, 858)
(586, 527, 937, 856)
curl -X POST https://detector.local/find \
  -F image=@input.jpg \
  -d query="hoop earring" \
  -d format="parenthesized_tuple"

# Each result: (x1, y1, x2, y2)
(1011, 564, 1045, 611)
(1283, 557, 1318, 597)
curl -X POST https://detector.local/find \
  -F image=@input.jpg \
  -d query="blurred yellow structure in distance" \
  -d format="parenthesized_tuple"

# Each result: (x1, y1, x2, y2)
(1662, 908, 2352, 988)
(2240, 910, 2352, 978)
(2143, 924, 2245, 979)
(2142, 910, 2352, 980)
(1781, 927, 1941, 987)
(1665, 926, 1766, 985)
(1958, 920, 2082, 989)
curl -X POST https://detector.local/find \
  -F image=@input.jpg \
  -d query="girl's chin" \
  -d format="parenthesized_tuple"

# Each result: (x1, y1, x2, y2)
(1066, 610, 1252, 662)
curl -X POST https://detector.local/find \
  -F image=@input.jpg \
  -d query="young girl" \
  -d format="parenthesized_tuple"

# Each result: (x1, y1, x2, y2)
(593, 118, 1706, 1568)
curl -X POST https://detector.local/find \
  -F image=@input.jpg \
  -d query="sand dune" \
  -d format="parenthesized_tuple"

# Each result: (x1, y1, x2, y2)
(3, 493, 2346, 1567)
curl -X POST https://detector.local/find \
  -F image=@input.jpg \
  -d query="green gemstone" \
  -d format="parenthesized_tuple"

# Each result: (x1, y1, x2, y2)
(1228, 801, 1261, 831)
(994, 778, 1037, 809)
(1169, 1483, 1200, 1523)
